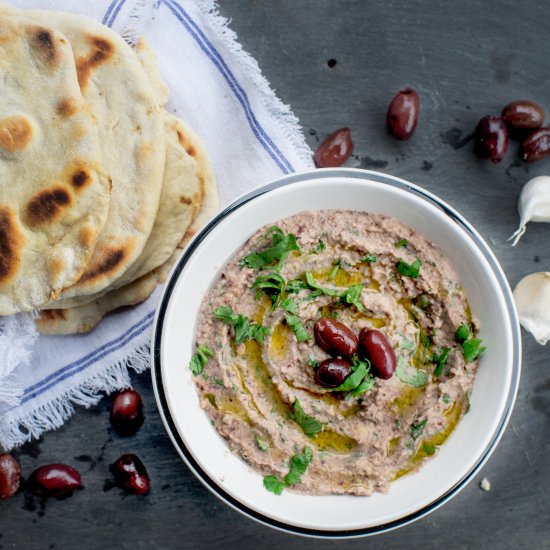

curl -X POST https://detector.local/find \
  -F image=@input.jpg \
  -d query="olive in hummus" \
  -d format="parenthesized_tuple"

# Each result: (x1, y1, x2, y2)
(189, 210, 485, 496)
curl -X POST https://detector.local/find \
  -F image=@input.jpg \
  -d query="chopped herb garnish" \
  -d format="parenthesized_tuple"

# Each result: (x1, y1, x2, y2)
(339, 284, 365, 312)
(189, 344, 214, 376)
(442, 393, 451, 405)
(410, 419, 427, 440)
(328, 261, 340, 281)
(310, 239, 326, 254)
(255, 435, 270, 451)
(304, 272, 341, 297)
(350, 376, 375, 396)
(213, 377, 224, 387)
(281, 299, 310, 342)
(240, 226, 299, 271)
(263, 475, 285, 495)
(252, 272, 286, 308)
(290, 399, 323, 437)
(401, 338, 416, 351)
(422, 442, 436, 455)
(307, 355, 319, 368)
(455, 323, 470, 344)
(331, 356, 374, 393)
(286, 279, 308, 293)
(263, 447, 313, 495)
(395, 356, 428, 387)
(395, 239, 409, 248)
(284, 447, 313, 486)
(433, 347, 451, 376)
(462, 338, 486, 362)
(396, 258, 422, 278)
(361, 254, 377, 263)
(420, 332, 431, 348)
(214, 306, 269, 345)
(417, 294, 430, 309)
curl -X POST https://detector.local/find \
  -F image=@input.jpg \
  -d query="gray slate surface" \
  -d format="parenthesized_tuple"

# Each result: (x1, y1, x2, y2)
(1, 0, 549, 548)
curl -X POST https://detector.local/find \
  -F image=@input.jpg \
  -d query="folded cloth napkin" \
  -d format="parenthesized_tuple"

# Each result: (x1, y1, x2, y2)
(0, 0, 313, 449)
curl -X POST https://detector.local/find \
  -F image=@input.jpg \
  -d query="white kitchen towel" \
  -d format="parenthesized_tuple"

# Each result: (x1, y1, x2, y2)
(0, 0, 314, 449)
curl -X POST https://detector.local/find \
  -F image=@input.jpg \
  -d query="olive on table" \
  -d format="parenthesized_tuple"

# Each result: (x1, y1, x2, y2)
(386, 88, 420, 140)
(314, 358, 352, 388)
(521, 127, 550, 163)
(474, 115, 509, 163)
(314, 317, 358, 356)
(313, 127, 354, 168)
(502, 100, 544, 131)
(27, 464, 81, 498)
(0, 453, 21, 500)
(110, 389, 144, 435)
(358, 329, 396, 380)
(111, 454, 150, 495)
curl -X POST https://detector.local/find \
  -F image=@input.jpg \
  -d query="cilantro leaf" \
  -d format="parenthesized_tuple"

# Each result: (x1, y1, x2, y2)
(350, 376, 375, 396)
(340, 284, 365, 312)
(189, 344, 214, 376)
(410, 418, 427, 440)
(420, 332, 431, 349)
(328, 262, 340, 281)
(417, 294, 430, 309)
(396, 258, 422, 278)
(304, 272, 341, 297)
(307, 355, 319, 368)
(240, 226, 299, 271)
(310, 239, 326, 254)
(455, 323, 470, 344)
(361, 254, 377, 263)
(442, 393, 451, 405)
(433, 347, 451, 377)
(462, 338, 486, 362)
(284, 447, 313, 486)
(290, 399, 323, 437)
(395, 356, 428, 387)
(423, 442, 436, 455)
(214, 306, 269, 345)
(255, 435, 270, 451)
(395, 239, 408, 248)
(263, 475, 285, 495)
(281, 299, 310, 342)
(332, 356, 372, 392)
(252, 272, 286, 308)
(286, 279, 308, 294)
(401, 338, 416, 351)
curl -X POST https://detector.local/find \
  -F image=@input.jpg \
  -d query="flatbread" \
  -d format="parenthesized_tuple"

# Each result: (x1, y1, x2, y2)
(36, 147, 220, 334)
(4, 7, 167, 301)
(47, 112, 203, 309)
(0, 14, 110, 314)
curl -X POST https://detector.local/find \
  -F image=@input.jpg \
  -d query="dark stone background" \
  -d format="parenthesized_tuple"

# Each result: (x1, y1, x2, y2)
(1, 1, 549, 548)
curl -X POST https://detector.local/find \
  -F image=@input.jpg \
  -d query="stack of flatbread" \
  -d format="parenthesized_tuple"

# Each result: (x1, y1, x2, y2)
(0, 6, 218, 334)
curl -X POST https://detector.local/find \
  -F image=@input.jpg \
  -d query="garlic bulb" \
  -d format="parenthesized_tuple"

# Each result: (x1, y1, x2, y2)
(509, 175, 550, 246)
(513, 272, 550, 345)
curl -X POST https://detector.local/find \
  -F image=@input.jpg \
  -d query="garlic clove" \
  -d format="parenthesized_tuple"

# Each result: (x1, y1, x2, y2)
(509, 175, 550, 246)
(513, 271, 550, 345)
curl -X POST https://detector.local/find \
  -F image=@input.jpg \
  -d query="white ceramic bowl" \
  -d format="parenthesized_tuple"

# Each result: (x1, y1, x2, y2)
(151, 169, 521, 538)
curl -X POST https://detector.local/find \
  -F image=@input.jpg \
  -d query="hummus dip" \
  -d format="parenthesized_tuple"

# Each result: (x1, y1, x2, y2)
(190, 210, 484, 496)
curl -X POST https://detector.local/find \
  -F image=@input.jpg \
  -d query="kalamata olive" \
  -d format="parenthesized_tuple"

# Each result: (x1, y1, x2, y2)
(502, 100, 544, 130)
(474, 115, 509, 163)
(313, 127, 354, 167)
(314, 358, 352, 388)
(27, 464, 81, 498)
(358, 329, 396, 380)
(521, 127, 550, 163)
(0, 454, 21, 500)
(386, 88, 420, 140)
(314, 317, 358, 356)
(110, 389, 144, 435)
(111, 454, 150, 495)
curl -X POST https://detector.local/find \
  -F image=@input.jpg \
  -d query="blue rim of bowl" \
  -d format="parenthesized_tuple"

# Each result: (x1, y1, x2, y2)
(151, 168, 521, 539)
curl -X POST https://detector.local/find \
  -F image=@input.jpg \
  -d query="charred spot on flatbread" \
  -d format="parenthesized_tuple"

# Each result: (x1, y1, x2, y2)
(0, 207, 24, 285)
(76, 35, 114, 89)
(71, 168, 91, 189)
(39, 309, 67, 322)
(57, 97, 78, 117)
(24, 186, 72, 227)
(31, 27, 61, 66)
(79, 246, 128, 283)
(0, 116, 33, 152)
